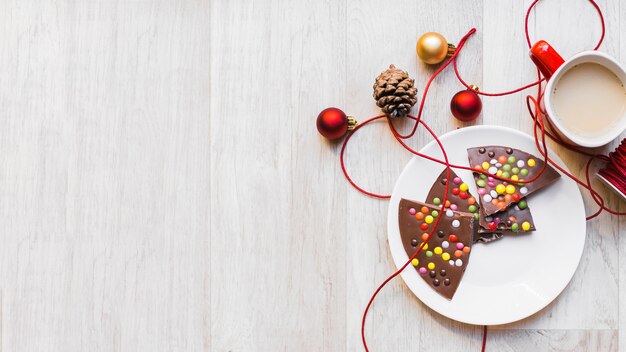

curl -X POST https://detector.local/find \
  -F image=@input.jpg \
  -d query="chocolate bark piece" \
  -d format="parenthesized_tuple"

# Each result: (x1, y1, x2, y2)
(467, 146, 560, 216)
(399, 198, 474, 300)
(473, 229, 504, 243)
(478, 198, 536, 233)
(425, 168, 502, 244)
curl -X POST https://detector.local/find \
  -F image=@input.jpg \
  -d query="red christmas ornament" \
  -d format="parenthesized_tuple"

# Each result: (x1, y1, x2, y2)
(450, 85, 482, 121)
(316, 107, 357, 139)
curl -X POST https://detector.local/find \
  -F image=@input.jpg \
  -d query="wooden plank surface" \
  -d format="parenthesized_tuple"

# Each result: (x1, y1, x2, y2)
(0, 0, 624, 351)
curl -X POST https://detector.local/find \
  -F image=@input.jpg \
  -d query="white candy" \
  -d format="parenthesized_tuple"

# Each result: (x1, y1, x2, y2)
(520, 187, 528, 195)
(452, 220, 460, 228)
(483, 194, 492, 202)
(490, 159, 497, 164)
(442, 241, 449, 249)
(455, 259, 463, 267)
(488, 166, 497, 174)
(449, 260, 455, 266)
(517, 160, 525, 168)
(490, 190, 498, 198)
(495, 163, 502, 167)
(446, 209, 454, 217)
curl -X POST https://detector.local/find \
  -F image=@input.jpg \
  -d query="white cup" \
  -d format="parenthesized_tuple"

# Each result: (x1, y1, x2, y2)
(530, 41, 626, 148)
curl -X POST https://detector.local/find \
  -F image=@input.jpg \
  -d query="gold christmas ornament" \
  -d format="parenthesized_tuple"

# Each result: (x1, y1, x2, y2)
(416, 32, 456, 65)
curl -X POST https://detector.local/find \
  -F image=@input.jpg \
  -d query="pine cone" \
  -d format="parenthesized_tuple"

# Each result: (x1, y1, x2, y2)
(373, 64, 418, 118)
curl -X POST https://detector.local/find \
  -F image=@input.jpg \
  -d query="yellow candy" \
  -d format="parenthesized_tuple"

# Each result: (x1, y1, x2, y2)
(496, 170, 503, 177)
(411, 259, 419, 267)
(434, 247, 443, 255)
(522, 221, 531, 231)
(495, 184, 506, 194)
(442, 253, 450, 261)
(506, 185, 516, 194)
(528, 159, 536, 167)
(511, 175, 519, 181)
(427, 262, 435, 270)
(482, 162, 490, 170)
(459, 183, 469, 192)
(425, 215, 434, 224)
(422, 243, 428, 250)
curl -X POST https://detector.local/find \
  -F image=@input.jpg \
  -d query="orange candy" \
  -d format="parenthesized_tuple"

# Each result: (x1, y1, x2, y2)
(445, 200, 451, 208)
(504, 194, 512, 202)
(467, 197, 476, 205)
(498, 155, 507, 163)
(421, 206, 429, 214)
(491, 199, 498, 205)
(463, 246, 470, 254)
(421, 233, 429, 241)
(415, 212, 424, 220)
(498, 201, 506, 209)
(454, 250, 463, 258)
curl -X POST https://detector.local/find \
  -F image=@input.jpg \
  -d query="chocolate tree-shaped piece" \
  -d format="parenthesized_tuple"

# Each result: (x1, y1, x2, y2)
(467, 146, 560, 216)
(425, 168, 502, 243)
(399, 199, 474, 300)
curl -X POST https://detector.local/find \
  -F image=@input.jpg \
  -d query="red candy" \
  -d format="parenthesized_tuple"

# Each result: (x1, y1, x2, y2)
(488, 222, 496, 231)
(459, 191, 468, 199)
(449, 234, 458, 242)
(420, 223, 429, 231)
(452, 188, 460, 195)
(512, 193, 521, 202)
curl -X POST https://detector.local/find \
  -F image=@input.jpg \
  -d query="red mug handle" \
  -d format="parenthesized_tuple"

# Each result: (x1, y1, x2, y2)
(529, 40, 565, 80)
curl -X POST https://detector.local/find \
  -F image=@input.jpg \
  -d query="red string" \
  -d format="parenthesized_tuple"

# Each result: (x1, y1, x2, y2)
(340, 0, 619, 350)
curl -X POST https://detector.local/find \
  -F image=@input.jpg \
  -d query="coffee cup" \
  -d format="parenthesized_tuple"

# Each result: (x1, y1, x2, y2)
(529, 40, 626, 148)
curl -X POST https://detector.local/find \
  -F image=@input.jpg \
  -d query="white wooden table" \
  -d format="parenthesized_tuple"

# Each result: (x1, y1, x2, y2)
(1, 0, 624, 351)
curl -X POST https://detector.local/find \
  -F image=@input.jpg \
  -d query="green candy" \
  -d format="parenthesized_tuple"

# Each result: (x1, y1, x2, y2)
(480, 174, 487, 179)
(517, 199, 528, 210)
(503, 164, 511, 171)
(508, 156, 516, 164)
(502, 171, 510, 179)
(468, 205, 477, 213)
(476, 180, 486, 187)
(512, 167, 520, 174)
(474, 213, 480, 220)
(520, 168, 529, 176)
(426, 251, 433, 257)
(433, 197, 441, 205)
(431, 210, 439, 218)
(511, 223, 519, 232)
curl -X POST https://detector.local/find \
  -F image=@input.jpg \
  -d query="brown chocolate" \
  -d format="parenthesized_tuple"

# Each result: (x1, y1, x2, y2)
(426, 168, 502, 244)
(479, 198, 536, 233)
(467, 146, 560, 216)
(399, 199, 474, 300)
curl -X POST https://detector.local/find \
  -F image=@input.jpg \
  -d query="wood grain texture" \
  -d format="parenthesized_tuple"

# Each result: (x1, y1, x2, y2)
(0, 0, 624, 351)
(0, 0, 211, 351)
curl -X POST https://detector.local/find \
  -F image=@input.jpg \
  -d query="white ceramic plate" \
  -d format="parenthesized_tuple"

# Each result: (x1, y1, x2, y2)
(387, 125, 586, 325)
